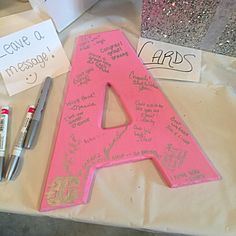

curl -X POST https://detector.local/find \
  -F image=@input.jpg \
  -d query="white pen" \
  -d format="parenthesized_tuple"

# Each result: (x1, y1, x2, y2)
(5, 106, 35, 181)
(0, 106, 10, 181)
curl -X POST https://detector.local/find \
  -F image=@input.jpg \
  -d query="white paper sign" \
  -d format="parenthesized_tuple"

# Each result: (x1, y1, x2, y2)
(137, 37, 202, 82)
(0, 19, 70, 96)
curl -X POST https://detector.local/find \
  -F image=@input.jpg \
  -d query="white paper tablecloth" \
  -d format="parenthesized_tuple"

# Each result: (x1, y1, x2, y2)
(0, 1, 236, 235)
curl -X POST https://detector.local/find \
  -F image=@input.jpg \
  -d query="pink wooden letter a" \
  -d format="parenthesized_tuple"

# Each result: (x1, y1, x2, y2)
(40, 30, 220, 211)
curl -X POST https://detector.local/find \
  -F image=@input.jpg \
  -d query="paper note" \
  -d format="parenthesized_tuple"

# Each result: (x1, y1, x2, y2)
(0, 19, 70, 96)
(40, 30, 220, 211)
(137, 37, 202, 82)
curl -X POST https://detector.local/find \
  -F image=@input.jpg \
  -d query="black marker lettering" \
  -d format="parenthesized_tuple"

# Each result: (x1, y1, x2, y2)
(3, 44, 13, 54)
(183, 54, 195, 72)
(139, 41, 197, 73)
(34, 31, 45, 40)
(152, 49, 163, 64)
(2, 36, 31, 56)
(173, 51, 183, 64)
(137, 41, 153, 57)
(161, 51, 174, 68)
(0, 54, 7, 58)
(22, 36, 30, 46)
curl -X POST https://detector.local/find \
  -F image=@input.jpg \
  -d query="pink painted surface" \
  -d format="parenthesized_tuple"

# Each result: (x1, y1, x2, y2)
(40, 30, 220, 211)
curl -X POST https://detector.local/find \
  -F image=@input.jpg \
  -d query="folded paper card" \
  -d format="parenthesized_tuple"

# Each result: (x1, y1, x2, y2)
(137, 37, 202, 82)
(40, 30, 220, 211)
(0, 19, 70, 96)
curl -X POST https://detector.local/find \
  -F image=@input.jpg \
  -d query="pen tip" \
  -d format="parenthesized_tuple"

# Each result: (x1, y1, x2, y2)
(5, 174, 11, 181)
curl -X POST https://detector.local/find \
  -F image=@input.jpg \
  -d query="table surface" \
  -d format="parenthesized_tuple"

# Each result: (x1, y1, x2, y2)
(0, 1, 236, 236)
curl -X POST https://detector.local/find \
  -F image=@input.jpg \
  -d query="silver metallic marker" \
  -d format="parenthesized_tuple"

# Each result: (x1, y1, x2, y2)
(5, 106, 35, 181)
(24, 77, 52, 149)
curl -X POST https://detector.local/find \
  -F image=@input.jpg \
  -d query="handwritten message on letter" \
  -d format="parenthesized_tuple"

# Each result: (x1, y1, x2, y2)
(40, 30, 220, 211)
(0, 19, 70, 96)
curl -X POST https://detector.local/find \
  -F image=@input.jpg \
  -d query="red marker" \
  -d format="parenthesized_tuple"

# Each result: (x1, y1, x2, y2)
(0, 106, 10, 181)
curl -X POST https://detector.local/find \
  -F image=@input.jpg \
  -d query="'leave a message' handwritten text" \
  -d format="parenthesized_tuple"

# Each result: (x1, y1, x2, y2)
(0, 19, 70, 96)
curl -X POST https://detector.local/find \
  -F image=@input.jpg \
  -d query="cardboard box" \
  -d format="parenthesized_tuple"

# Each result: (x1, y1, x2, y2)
(29, 0, 99, 32)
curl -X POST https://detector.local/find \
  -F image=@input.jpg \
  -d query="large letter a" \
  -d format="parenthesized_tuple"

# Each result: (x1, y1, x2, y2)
(40, 30, 220, 211)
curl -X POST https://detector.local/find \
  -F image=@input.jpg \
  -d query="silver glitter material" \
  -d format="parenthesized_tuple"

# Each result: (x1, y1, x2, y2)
(213, 14, 236, 56)
(141, 0, 236, 57)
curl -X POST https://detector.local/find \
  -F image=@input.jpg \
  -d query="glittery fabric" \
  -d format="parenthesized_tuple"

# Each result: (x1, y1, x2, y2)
(213, 13, 236, 57)
(141, 0, 236, 57)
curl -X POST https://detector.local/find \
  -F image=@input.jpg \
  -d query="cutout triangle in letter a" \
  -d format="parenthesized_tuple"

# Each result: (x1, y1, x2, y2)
(102, 83, 130, 128)
(40, 30, 220, 211)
